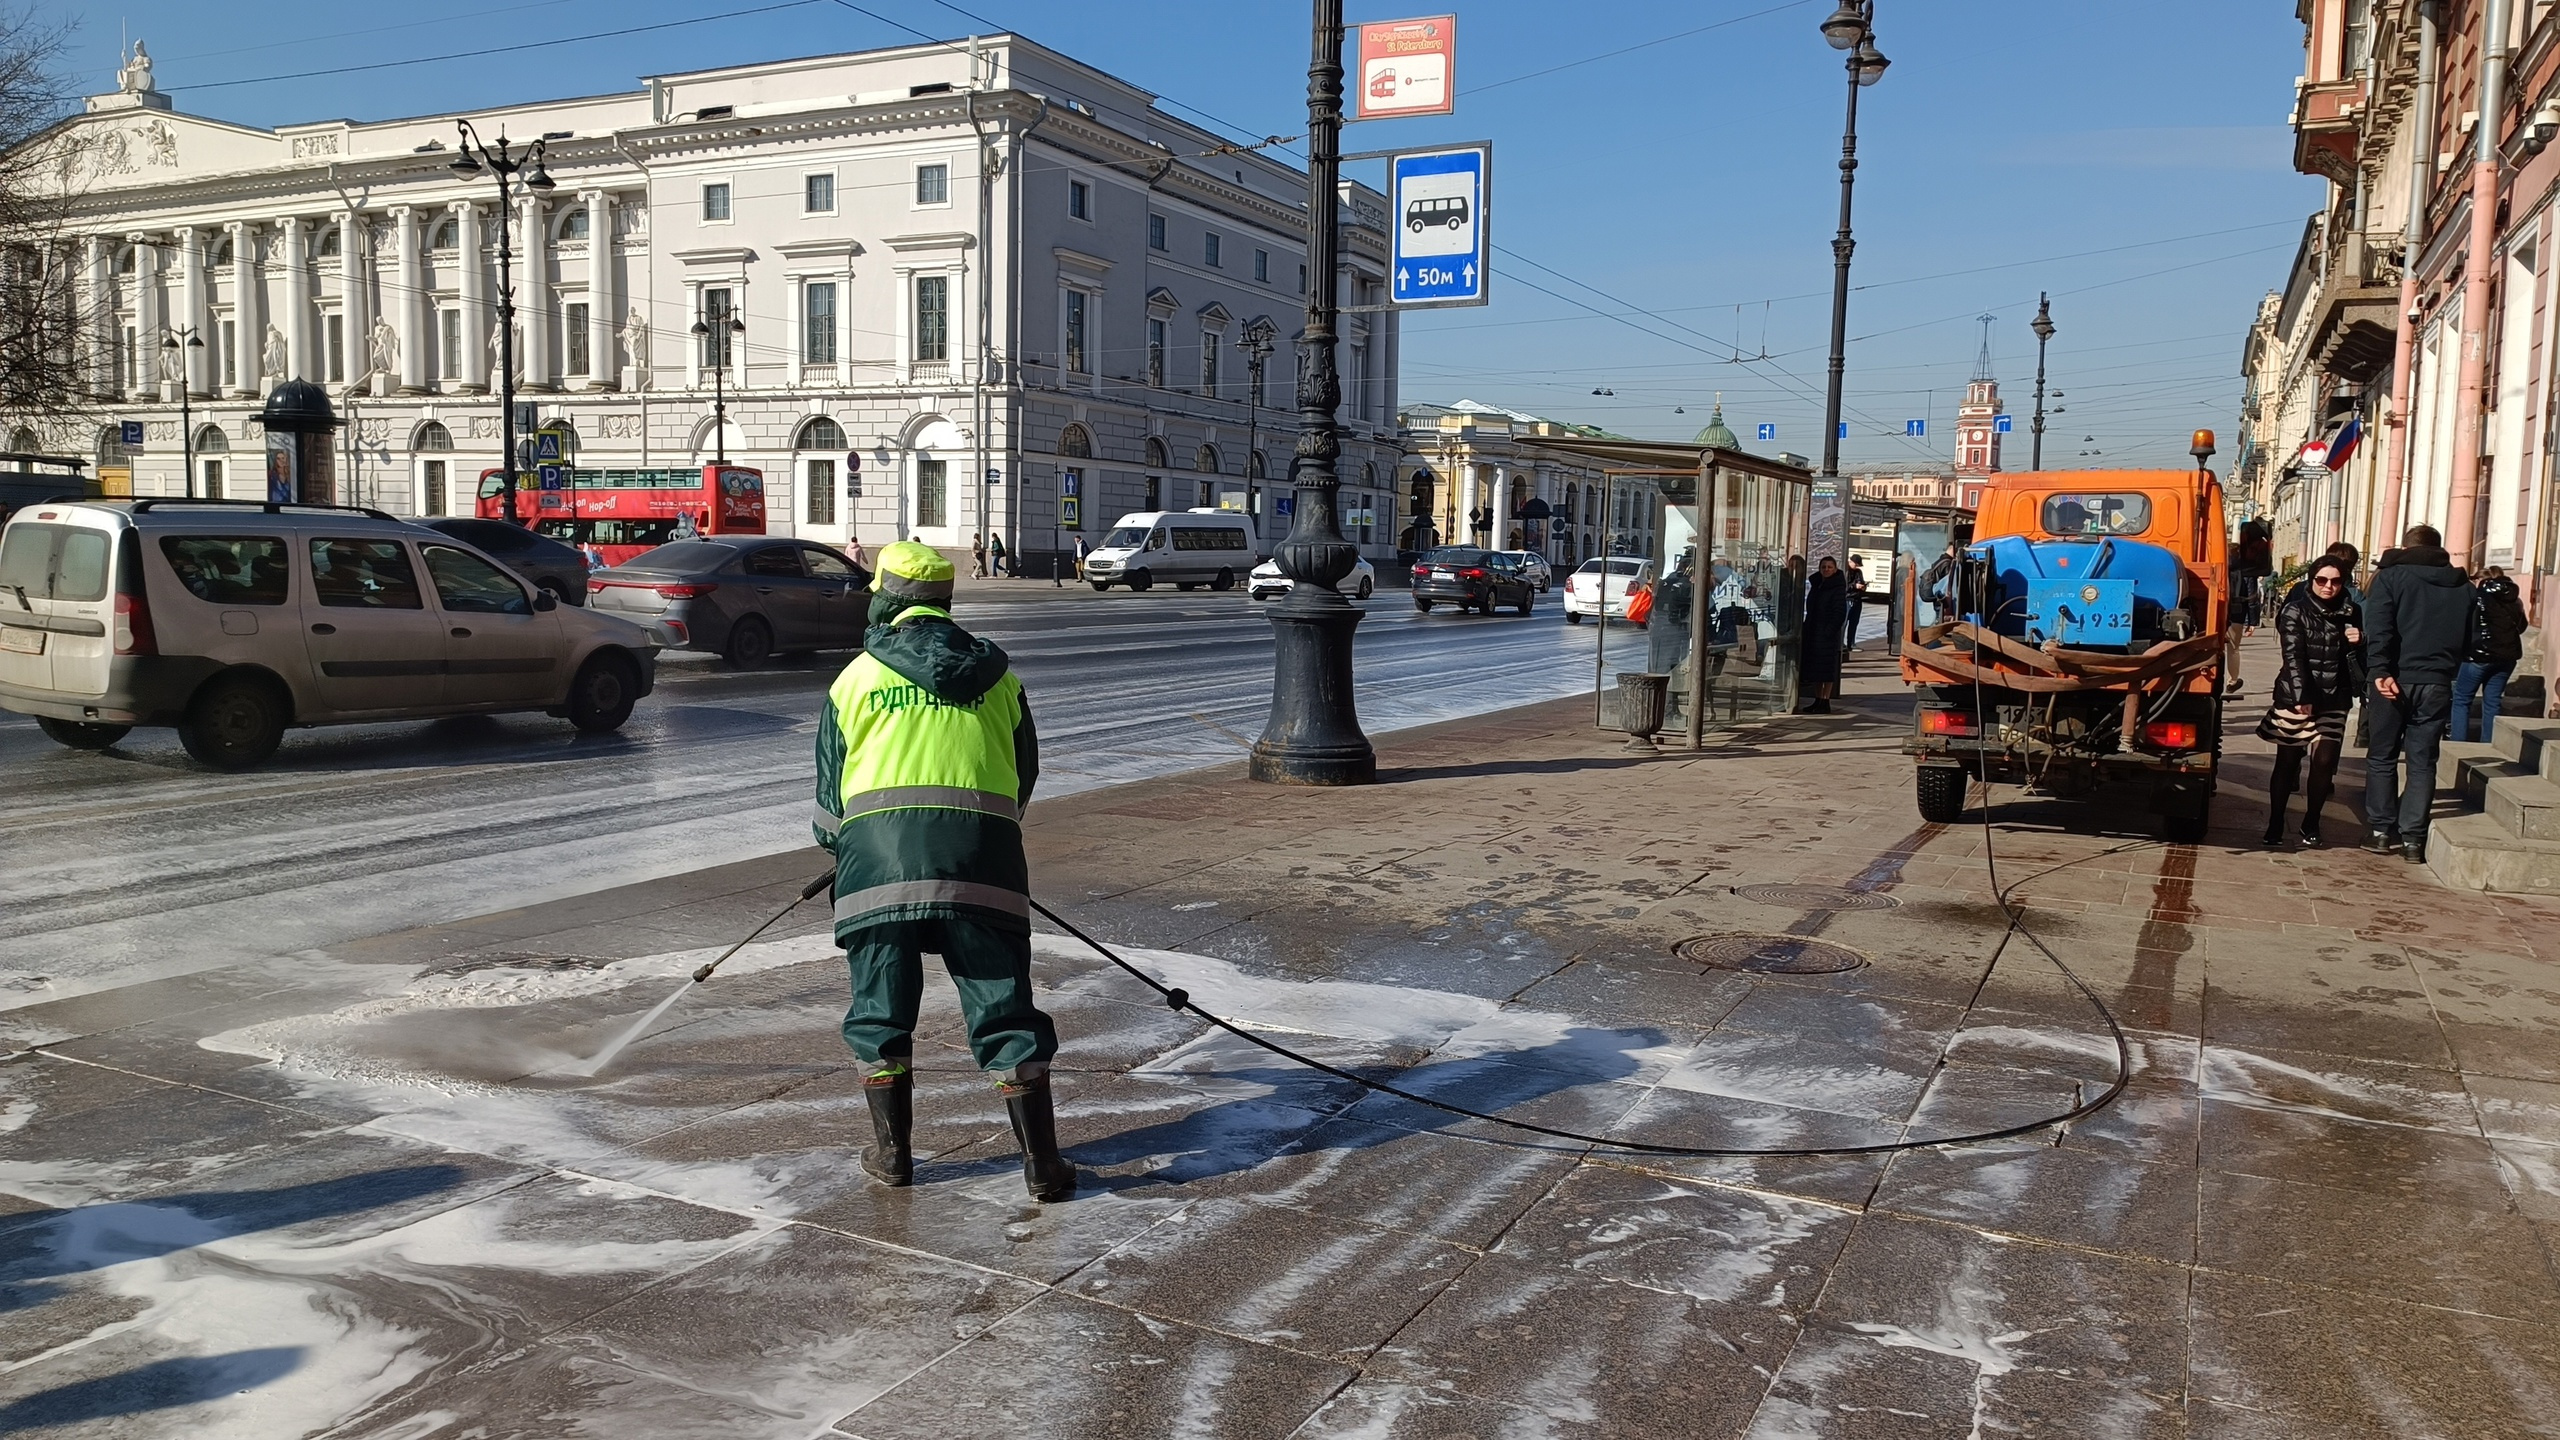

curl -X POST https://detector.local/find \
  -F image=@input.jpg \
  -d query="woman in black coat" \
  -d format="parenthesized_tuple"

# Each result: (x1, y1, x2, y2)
(1797, 556, 1849, 714)
(2257, 555, 2362, 847)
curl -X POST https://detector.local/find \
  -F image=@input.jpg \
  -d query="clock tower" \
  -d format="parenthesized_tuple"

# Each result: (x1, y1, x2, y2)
(1956, 314, 2006, 484)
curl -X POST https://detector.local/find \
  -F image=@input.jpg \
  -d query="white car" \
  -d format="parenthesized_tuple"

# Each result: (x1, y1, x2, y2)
(1497, 550, 1555, 592)
(1249, 554, 1376, 600)
(1563, 556, 1653, 624)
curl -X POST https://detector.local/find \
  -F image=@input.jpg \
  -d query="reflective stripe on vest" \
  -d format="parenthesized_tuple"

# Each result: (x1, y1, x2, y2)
(842, 785, 1020, 821)
(878, 572, 955, 603)
(834, 879, 1030, 922)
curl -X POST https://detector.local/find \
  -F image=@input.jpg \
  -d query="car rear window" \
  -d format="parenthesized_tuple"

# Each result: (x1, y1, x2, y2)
(0, 522, 111, 602)
(627, 541, 737, 572)
(1421, 548, 1490, 566)
(161, 536, 290, 605)
(311, 538, 425, 609)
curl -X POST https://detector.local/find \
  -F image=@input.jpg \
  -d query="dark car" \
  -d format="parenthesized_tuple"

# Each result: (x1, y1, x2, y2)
(421, 518, 590, 605)
(586, 537, 870, 666)
(1410, 546, 1536, 616)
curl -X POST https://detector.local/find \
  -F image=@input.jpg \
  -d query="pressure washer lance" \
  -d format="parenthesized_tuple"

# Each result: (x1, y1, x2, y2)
(693, 870, 838, 982)
(565, 871, 836, 1078)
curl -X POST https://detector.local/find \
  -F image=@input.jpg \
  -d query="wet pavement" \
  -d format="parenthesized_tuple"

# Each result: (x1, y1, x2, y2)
(3, 636, 2558, 1437)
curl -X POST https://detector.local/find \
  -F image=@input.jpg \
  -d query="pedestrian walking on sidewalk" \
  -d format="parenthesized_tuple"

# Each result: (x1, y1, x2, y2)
(844, 535, 869, 574)
(1797, 556, 1848, 714)
(989, 532, 1010, 578)
(2258, 556, 2362, 848)
(2453, 567, 2527, 744)
(812, 541, 1073, 1202)
(2363, 524, 2472, 863)
(970, 532, 988, 578)
(1843, 558, 1868, 652)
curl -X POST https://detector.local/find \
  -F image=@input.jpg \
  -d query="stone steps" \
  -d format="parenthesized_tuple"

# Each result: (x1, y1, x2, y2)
(2432, 718, 2560, 892)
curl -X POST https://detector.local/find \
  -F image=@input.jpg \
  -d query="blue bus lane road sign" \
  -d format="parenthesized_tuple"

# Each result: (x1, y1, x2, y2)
(1390, 146, 1489, 308)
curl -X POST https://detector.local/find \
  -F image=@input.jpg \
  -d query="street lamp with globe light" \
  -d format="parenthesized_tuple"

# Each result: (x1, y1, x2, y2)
(690, 309, 746, 465)
(160, 328, 204, 497)
(2030, 294, 2057, 471)
(448, 121, 555, 525)
(1815, 2, 1887, 563)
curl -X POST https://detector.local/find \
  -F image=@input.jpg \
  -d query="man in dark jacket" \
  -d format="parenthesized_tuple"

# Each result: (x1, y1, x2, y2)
(2363, 525, 2473, 862)
(2454, 567, 2529, 744)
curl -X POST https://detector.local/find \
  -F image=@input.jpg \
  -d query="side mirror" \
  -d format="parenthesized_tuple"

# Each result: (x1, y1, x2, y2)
(533, 589, 559, 612)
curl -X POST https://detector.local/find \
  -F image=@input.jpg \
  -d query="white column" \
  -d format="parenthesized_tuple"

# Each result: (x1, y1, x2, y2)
(176, 226, 208, 397)
(394, 207, 426, 393)
(228, 220, 259, 396)
(455, 202, 488, 393)
(684, 279, 703, 390)
(280, 219, 309, 381)
(84, 236, 113, 399)
(518, 193, 552, 391)
(130, 234, 163, 402)
(584, 191, 617, 392)
(339, 210, 372, 393)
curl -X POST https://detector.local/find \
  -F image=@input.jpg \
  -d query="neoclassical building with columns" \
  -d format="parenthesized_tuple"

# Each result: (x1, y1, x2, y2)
(50, 35, 1406, 563)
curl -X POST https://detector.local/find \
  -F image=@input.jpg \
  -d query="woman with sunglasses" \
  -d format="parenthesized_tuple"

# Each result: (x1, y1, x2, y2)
(2256, 556, 2364, 847)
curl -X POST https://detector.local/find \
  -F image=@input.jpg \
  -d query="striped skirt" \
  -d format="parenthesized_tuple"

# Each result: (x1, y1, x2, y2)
(2256, 703, 2349, 748)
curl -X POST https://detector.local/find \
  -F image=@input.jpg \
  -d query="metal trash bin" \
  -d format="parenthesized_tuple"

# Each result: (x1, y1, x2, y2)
(1616, 671, 1670, 747)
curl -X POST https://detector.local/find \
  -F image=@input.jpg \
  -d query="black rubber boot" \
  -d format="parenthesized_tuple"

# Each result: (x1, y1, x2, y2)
(1001, 1077, 1077, 1203)
(860, 1069, 913, 1187)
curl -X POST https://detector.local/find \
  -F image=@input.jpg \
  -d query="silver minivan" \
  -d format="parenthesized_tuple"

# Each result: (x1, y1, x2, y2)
(0, 498, 660, 769)
(1082, 510, 1260, 592)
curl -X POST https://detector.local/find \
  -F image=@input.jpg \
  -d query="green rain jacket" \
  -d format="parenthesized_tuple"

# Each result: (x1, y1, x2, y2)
(814, 606, 1039, 938)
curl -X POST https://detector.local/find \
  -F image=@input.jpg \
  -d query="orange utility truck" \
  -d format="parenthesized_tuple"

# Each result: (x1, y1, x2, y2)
(1899, 431, 2232, 841)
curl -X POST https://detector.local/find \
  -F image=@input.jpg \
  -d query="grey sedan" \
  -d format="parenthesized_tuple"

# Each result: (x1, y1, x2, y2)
(588, 537, 870, 666)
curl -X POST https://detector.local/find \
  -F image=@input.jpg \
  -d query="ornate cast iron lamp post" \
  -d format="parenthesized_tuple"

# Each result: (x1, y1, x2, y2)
(1815, 2, 1887, 542)
(449, 121, 555, 524)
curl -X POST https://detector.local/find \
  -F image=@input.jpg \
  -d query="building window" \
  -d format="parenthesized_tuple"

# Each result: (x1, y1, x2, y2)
(1063, 290, 1089, 374)
(1144, 476, 1161, 511)
(798, 416, 847, 450)
(565, 302, 590, 376)
(316, 230, 340, 258)
(915, 163, 949, 206)
(1068, 178, 1091, 220)
(917, 456, 948, 527)
(423, 460, 446, 517)
(1196, 443, 1220, 474)
(428, 220, 457, 253)
(701, 288, 736, 368)
(701, 182, 731, 222)
(807, 458, 836, 525)
(804, 173, 835, 213)
(1059, 423, 1093, 458)
(804, 283, 838, 365)
(1205, 233, 1222, 268)
(203, 459, 226, 498)
(560, 208, 589, 241)
(440, 310, 460, 380)
(1298, 264, 1307, 294)
(1254, 249, 1269, 283)
(1200, 331, 1219, 394)
(325, 315, 344, 383)
(915, 275, 949, 362)
(218, 320, 235, 383)
(1148, 214, 1166, 251)
(1146, 318, 1166, 388)
(1197, 479, 1214, 508)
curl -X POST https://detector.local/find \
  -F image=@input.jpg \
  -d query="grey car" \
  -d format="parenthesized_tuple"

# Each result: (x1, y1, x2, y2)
(421, 518, 589, 605)
(587, 537, 869, 666)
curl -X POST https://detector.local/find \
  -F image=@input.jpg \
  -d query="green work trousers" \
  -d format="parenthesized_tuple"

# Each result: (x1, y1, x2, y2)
(841, 915, 1058, 1081)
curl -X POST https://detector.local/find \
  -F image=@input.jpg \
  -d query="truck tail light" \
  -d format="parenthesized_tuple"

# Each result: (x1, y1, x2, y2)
(1918, 709, 1978, 737)
(2142, 720, 2200, 750)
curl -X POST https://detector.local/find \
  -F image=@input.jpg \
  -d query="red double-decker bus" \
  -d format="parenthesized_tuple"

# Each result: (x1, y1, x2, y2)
(476, 464, 765, 566)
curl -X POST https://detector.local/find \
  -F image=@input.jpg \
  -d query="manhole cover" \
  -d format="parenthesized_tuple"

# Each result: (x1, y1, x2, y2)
(1732, 884, 1900, 911)
(1675, 933, 1870, 975)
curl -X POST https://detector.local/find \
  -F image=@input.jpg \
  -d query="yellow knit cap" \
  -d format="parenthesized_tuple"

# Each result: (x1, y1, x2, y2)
(873, 540, 956, 600)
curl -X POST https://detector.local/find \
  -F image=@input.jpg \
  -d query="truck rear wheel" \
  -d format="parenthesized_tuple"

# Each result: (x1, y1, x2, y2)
(1916, 765, 1968, 823)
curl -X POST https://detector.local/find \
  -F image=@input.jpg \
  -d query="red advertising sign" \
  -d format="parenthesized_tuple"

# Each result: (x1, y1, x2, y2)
(1355, 15, 1456, 120)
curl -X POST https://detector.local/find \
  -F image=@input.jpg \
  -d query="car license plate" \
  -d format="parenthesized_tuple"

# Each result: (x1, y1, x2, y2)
(0, 627, 42, 655)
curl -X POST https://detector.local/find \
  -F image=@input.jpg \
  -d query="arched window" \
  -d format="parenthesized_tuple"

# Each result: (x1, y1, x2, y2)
(195, 425, 229, 454)
(429, 219, 458, 253)
(411, 421, 453, 452)
(210, 236, 233, 266)
(1246, 451, 1266, 480)
(1143, 436, 1169, 469)
(1058, 423, 1093, 459)
(317, 229, 341, 258)
(1194, 443, 1220, 474)
(115, 246, 136, 275)
(7, 427, 37, 454)
(796, 416, 847, 450)
(559, 208, 591, 242)
(1362, 462, 1377, 486)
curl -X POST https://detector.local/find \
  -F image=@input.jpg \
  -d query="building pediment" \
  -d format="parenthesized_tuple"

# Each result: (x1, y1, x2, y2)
(773, 237, 863, 260)
(57, 108, 285, 191)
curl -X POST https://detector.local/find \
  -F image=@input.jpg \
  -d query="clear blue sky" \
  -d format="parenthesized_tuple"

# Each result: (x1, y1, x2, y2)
(71, 0, 2320, 472)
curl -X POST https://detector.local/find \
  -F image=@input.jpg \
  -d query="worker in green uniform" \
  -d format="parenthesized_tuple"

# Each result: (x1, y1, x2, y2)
(813, 540, 1073, 1202)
